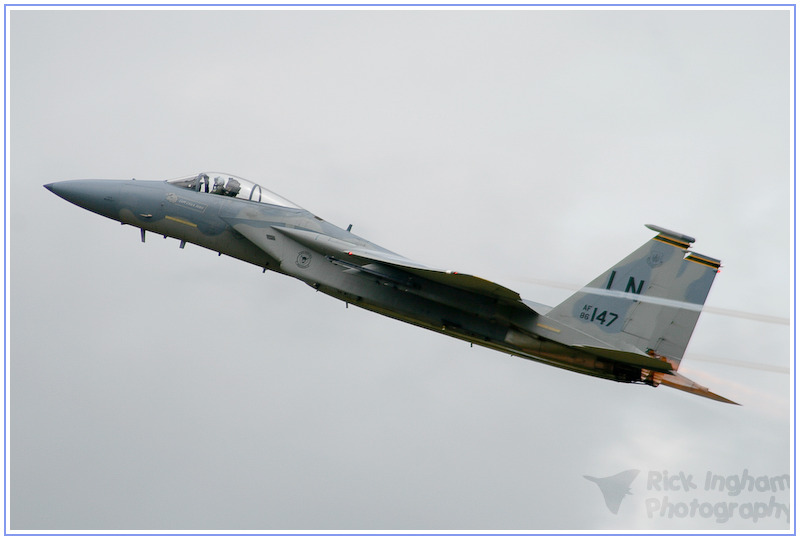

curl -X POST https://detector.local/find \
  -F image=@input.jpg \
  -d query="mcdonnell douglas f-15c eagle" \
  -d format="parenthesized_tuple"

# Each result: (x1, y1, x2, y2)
(45, 172, 737, 405)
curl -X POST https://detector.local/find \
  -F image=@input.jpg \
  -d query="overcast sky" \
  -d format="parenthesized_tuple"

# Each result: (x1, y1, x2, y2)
(7, 6, 793, 533)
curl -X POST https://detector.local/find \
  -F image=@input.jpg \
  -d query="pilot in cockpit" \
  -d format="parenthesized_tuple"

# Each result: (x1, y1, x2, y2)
(211, 176, 241, 197)
(225, 177, 241, 196)
(211, 176, 226, 195)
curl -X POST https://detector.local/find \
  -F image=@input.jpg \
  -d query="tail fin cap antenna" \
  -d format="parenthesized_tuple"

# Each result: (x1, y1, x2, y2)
(645, 224, 696, 246)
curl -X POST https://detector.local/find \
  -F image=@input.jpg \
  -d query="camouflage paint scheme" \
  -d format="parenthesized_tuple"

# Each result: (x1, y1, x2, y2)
(45, 172, 736, 404)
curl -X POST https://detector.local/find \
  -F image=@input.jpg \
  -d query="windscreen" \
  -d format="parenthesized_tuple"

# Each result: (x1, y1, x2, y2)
(166, 172, 301, 209)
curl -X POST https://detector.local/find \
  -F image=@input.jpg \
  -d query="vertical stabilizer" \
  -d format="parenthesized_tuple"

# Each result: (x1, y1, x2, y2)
(545, 225, 720, 367)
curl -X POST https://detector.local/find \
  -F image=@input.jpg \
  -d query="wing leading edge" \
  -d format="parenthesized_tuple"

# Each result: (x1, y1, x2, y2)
(270, 225, 526, 305)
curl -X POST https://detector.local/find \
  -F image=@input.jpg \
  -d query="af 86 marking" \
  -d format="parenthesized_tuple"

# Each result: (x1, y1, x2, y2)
(580, 305, 619, 327)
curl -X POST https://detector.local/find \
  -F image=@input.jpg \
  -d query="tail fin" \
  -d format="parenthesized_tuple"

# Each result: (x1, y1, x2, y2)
(546, 225, 720, 368)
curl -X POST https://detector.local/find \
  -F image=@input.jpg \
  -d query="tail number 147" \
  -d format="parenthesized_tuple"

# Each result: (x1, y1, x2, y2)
(580, 305, 619, 327)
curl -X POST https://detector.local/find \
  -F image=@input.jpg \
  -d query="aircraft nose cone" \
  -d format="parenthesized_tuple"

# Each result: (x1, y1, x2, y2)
(44, 182, 66, 197)
(45, 179, 121, 220)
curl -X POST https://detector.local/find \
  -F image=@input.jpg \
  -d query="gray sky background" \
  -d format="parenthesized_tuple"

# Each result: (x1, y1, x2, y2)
(8, 7, 793, 532)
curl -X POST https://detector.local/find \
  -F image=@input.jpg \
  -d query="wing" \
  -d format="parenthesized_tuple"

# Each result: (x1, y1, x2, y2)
(266, 225, 527, 307)
(343, 247, 523, 304)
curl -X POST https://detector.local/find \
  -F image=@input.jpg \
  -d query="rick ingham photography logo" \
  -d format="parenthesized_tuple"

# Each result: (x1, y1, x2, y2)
(585, 468, 790, 525)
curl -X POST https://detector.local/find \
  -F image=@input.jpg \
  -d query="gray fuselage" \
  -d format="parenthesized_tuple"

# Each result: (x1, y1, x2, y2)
(44, 175, 691, 393)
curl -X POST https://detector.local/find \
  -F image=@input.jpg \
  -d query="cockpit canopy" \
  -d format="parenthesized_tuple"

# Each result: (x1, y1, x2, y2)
(166, 172, 301, 209)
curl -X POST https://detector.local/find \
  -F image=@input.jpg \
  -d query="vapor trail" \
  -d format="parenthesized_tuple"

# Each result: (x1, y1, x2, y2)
(514, 277, 789, 325)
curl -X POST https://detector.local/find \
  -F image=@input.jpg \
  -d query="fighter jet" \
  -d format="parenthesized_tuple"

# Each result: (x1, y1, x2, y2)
(584, 469, 640, 514)
(45, 172, 737, 405)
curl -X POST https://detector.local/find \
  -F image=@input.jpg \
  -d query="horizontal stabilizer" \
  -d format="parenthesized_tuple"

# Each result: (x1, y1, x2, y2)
(659, 372, 739, 405)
